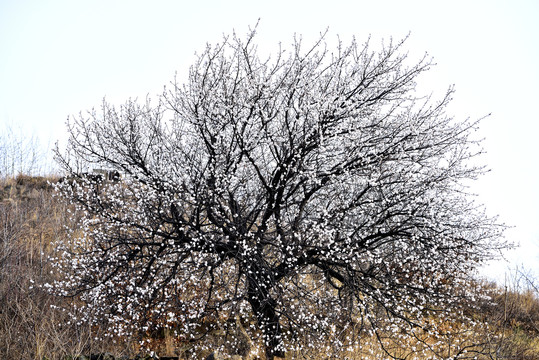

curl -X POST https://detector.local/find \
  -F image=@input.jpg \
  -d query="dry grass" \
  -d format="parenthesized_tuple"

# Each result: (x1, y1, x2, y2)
(0, 175, 122, 359)
(1, 175, 539, 359)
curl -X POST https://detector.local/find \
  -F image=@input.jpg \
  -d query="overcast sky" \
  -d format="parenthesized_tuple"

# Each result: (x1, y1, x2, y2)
(1, 0, 538, 281)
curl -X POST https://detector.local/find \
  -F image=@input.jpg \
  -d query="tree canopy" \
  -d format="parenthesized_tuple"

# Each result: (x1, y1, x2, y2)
(51, 29, 505, 359)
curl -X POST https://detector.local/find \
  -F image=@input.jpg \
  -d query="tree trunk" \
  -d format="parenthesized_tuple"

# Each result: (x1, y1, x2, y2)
(247, 278, 285, 360)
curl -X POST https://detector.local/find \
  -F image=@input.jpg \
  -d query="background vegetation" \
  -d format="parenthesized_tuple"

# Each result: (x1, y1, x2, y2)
(0, 174, 538, 359)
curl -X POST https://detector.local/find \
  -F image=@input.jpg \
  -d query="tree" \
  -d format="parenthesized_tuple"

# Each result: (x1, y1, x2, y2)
(0, 124, 45, 178)
(51, 29, 505, 359)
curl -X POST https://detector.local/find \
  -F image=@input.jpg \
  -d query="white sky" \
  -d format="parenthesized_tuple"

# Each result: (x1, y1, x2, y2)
(1, 0, 538, 281)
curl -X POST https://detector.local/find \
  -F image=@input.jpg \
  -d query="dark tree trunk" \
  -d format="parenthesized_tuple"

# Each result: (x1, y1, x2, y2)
(247, 276, 285, 360)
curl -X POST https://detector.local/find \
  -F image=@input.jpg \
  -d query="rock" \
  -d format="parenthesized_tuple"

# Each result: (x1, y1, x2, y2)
(205, 351, 224, 360)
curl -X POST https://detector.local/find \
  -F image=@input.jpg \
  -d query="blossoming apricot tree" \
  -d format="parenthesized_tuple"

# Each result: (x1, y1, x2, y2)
(51, 29, 505, 359)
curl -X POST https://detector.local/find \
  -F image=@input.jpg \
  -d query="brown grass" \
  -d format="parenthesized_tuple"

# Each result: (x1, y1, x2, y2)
(0, 175, 122, 359)
(1, 175, 539, 359)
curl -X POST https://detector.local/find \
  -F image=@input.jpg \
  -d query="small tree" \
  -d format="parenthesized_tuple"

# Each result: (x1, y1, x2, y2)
(0, 124, 44, 178)
(51, 30, 505, 359)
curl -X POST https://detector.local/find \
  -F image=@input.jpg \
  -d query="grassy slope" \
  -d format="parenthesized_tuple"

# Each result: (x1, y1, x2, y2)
(1, 175, 538, 360)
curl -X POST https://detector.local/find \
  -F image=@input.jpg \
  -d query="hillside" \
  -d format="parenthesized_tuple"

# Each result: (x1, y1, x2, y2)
(1, 175, 539, 359)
